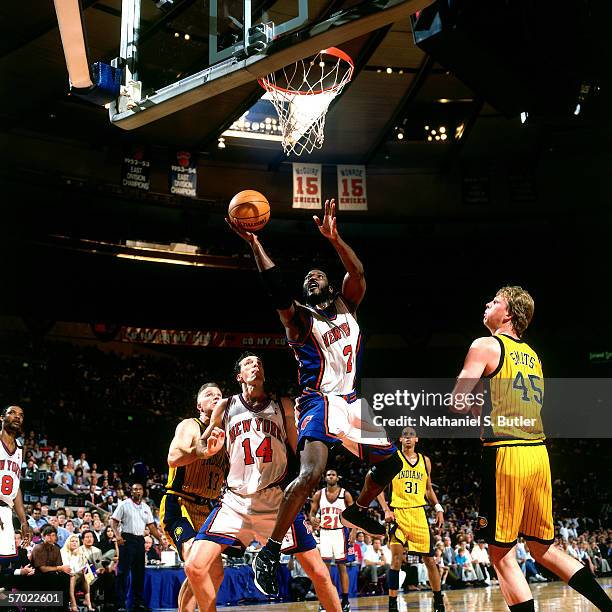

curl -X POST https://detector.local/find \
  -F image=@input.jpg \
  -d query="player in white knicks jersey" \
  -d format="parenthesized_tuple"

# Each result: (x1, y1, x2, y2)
(185, 353, 341, 612)
(310, 470, 355, 612)
(0, 406, 31, 559)
(229, 199, 403, 595)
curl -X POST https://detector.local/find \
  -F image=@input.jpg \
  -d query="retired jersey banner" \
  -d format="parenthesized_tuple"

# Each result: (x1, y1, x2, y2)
(292, 163, 322, 209)
(169, 150, 197, 197)
(337, 165, 367, 211)
(121, 146, 150, 191)
(120, 327, 287, 349)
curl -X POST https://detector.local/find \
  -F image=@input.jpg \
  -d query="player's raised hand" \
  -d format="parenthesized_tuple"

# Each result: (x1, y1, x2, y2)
(313, 199, 339, 241)
(206, 427, 226, 456)
(225, 217, 257, 244)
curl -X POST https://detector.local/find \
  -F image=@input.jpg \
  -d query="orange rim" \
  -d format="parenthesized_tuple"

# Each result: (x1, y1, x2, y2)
(258, 47, 354, 96)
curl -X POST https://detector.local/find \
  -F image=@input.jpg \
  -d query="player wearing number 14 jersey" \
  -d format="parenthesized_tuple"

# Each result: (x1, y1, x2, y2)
(0, 406, 31, 558)
(228, 199, 403, 596)
(185, 353, 341, 612)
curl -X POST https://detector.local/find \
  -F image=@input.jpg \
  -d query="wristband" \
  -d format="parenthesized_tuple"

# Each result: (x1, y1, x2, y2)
(434, 504, 444, 513)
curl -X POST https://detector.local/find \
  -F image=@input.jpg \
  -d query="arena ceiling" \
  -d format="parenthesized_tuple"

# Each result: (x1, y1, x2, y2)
(1, 0, 610, 169)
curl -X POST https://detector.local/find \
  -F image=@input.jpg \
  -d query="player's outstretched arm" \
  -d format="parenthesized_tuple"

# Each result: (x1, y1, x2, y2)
(226, 218, 306, 342)
(424, 456, 444, 532)
(450, 336, 500, 414)
(167, 419, 202, 468)
(309, 489, 322, 529)
(313, 198, 365, 311)
(196, 398, 228, 459)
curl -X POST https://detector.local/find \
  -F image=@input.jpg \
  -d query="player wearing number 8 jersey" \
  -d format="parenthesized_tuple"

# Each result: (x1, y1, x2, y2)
(185, 353, 341, 612)
(228, 199, 402, 596)
(0, 406, 31, 558)
(452, 287, 612, 612)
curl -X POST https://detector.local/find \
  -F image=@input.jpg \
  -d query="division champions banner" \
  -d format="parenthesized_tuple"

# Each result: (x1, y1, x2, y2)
(337, 164, 367, 210)
(292, 162, 322, 209)
(169, 150, 197, 197)
(120, 327, 287, 349)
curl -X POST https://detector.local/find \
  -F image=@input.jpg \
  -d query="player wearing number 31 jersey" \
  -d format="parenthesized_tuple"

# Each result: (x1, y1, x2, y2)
(0, 406, 31, 558)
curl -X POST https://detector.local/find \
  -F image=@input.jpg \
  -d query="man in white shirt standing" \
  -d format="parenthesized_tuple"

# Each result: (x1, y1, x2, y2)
(112, 483, 164, 612)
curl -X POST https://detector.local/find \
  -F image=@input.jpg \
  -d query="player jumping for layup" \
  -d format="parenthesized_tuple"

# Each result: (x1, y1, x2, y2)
(310, 469, 355, 612)
(377, 427, 445, 612)
(451, 286, 612, 612)
(228, 199, 402, 595)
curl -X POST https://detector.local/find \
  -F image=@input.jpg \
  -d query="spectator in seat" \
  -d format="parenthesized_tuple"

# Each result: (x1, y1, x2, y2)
(362, 537, 390, 586)
(47, 515, 70, 548)
(144, 536, 160, 563)
(454, 543, 478, 582)
(471, 540, 495, 583)
(86, 484, 103, 506)
(22, 458, 38, 479)
(61, 534, 95, 612)
(81, 530, 116, 610)
(0, 531, 35, 588)
(31, 525, 71, 605)
(28, 507, 48, 536)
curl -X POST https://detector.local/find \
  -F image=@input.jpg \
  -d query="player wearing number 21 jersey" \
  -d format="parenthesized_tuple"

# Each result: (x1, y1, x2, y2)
(0, 406, 31, 557)
(184, 353, 341, 612)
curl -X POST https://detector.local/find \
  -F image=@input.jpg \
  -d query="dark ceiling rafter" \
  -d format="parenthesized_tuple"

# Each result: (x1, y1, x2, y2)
(0, 0, 100, 58)
(362, 53, 434, 164)
(441, 96, 484, 173)
(267, 24, 393, 171)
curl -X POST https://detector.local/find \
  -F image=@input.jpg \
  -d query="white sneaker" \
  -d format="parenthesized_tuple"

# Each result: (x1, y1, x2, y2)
(535, 574, 547, 582)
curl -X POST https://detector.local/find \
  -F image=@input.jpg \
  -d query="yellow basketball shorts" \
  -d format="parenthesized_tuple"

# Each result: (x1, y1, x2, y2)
(388, 505, 433, 556)
(478, 441, 554, 547)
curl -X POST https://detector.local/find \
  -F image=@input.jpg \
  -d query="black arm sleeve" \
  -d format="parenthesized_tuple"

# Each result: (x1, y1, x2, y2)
(260, 266, 293, 310)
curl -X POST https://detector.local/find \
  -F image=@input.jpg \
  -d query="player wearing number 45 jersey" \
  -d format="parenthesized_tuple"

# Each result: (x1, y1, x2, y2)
(452, 287, 612, 612)
(228, 199, 402, 596)
(185, 353, 341, 612)
(0, 406, 31, 559)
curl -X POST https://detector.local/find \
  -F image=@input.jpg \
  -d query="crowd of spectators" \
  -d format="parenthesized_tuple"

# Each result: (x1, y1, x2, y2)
(1, 335, 611, 605)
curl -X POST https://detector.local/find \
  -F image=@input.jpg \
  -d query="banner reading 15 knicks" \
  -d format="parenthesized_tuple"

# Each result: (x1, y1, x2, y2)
(337, 164, 367, 211)
(292, 162, 322, 209)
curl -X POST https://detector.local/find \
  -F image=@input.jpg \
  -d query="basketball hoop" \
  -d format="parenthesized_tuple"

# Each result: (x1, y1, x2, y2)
(259, 47, 354, 156)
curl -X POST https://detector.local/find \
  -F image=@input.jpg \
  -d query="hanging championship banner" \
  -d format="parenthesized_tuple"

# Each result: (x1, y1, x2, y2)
(292, 163, 322, 209)
(169, 150, 197, 197)
(337, 165, 368, 210)
(121, 146, 150, 191)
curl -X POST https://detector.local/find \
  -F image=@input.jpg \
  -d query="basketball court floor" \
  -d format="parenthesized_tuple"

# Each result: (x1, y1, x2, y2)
(153, 578, 612, 611)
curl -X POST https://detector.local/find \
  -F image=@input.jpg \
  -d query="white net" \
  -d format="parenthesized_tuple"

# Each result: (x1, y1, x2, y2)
(259, 49, 353, 156)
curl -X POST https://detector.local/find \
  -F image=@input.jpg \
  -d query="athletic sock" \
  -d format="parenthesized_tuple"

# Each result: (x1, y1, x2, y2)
(433, 590, 443, 604)
(388, 569, 400, 590)
(388, 595, 398, 610)
(568, 566, 612, 611)
(263, 538, 282, 558)
(341, 593, 349, 604)
(509, 601, 535, 612)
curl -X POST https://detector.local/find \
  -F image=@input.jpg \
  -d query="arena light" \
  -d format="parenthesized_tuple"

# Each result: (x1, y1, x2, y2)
(53, 0, 93, 89)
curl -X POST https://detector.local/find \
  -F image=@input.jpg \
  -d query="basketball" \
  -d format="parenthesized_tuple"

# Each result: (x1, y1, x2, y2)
(228, 190, 270, 232)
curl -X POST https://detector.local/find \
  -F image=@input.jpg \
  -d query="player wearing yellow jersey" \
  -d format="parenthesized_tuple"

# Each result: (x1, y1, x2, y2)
(452, 286, 612, 612)
(160, 383, 228, 612)
(377, 427, 445, 612)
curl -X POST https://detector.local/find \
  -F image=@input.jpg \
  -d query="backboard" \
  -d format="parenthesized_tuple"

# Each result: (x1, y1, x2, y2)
(110, 0, 426, 130)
